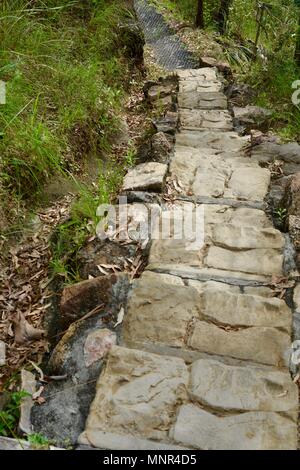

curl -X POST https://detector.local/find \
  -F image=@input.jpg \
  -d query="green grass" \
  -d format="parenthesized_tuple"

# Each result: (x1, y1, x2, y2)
(0, 0, 140, 224)
(155, 0, 300, 140)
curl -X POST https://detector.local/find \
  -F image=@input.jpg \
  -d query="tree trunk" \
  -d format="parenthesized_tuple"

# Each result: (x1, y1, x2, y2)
(196, 0, 204, 29)
(215, 0, 231, 34)
(295, 9, 300, 67)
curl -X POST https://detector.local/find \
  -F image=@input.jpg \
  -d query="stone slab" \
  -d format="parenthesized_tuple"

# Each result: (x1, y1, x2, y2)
(178, 92, 227, 110)
(188, 322, 290, 367)
(180, 109, 233, 131)
(206, 246, 283, 277)
(171, 405, 297, 450)
(224, 167, 270, 201)
(122, 162, 167, 192)
(190, 358, 297, 413)
(211, 224, 284, 250)
(176, 131, 249, 152)
(79, 431, 188, 450)
(80, 346, 189, 442)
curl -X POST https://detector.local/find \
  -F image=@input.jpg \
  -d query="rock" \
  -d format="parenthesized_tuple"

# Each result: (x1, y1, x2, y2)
(150, 132, 172, 163)
(0, 340, 5, 366)
(283, 172, 300, 217)
(227, 82, 256, 107)
(19, 369, 36, 435)
(153, 111, 178, 134)
(32, 272, 129, 447)
(123, 273, 291, 361)
(200, 56, 232, 76)
(188, 322, 290, 367)
(180, 109, 233, 131)
(170, 146, 270, 201)
(224, 167, 270, 202)
(178, 91, 227, 110)
(211, 224, 284, 250)
(251, 142, 300, 176)
(147, 84, 174, 102)
(79, 346, 189, 444)
(79, 431, 187, 450)
(114, 117, 130, 146)
(122, 162, 167, 192)
(60, 273, 129, 328)
(189, 358, 298, 413)
(288, 215, 300, 251)
(293, 284, 300, 341)
(206, 246, 283, 277)
(176, 131, 248, 153)
(171, 405, 297, 450)
(233, 105, 272, 133)
(84, 329, 116, 367)
(77, 239, 137, 279)
(178, 68, 223, 94)
(0, 437, 31, 450)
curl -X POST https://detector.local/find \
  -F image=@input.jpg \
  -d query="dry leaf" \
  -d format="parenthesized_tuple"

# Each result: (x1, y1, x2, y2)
(13, 312, 45, 345)
(114, 307, 125, 328)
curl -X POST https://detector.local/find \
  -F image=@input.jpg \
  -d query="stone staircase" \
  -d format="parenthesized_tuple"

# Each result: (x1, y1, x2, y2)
(78, 68, 298, 450)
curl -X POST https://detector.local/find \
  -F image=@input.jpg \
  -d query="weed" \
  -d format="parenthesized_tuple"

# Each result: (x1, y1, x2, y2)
(0, 390, 29, 437)
(27, 433, 50, 449)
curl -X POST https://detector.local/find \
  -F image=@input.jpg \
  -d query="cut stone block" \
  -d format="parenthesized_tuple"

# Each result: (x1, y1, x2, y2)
(80, 346, 189, 443)
(79, 431, 188, 451)
(206, 246, 283, 277)
(179, 80, 223, 94)
(123, 274, 291, 357)
(177, 68, 219, 81)
(176, 131, 248, 153)
(180, 109, 233, 131)
(171, 405, 297, 450)
(211, 224, 284, 250)
(188, 322, 290, 367)
(190, 358, 298, 413)
(122, 162, 167, 192)
(124, 276, 201, 348)
(178, 92, 227, 110)
(200, 288, 291, 331)
(224, 167, 270, 201)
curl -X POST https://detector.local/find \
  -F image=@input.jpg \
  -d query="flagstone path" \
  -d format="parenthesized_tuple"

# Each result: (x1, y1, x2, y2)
(78, 2, 298, 450)
(78, 65, 298, 450)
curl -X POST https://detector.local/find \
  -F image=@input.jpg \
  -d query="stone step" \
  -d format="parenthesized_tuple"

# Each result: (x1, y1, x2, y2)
(122, 272, 292, 366)
(148, 207, 284, 279)
(79, 346, 297, 450)
(180, 109, 233, 131)
(176, 130, 249, 152)
(170, 146, 270, 200)
(178, 91, 227, 110)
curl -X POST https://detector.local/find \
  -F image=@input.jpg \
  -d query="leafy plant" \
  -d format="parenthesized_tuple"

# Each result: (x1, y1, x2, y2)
(0, 390, 29, 437)
(27, 433, 50, 449)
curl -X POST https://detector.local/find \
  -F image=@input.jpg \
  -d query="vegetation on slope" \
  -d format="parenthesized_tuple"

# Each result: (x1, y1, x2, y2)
(152, 0, 300, 140)
(0, 0, 142, 230)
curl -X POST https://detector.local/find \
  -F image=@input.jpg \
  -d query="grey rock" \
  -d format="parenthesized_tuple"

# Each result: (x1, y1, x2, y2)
(190, 358, 298, 413)
(150, 131, 172, 163)
(0, 437, 31, 450)
(171, 405, 297, 450)
(122, 162, 167, 192)
(32, 275, 129, 447)
(153, 111, 178, 134)
(19, 369, 36, 435)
